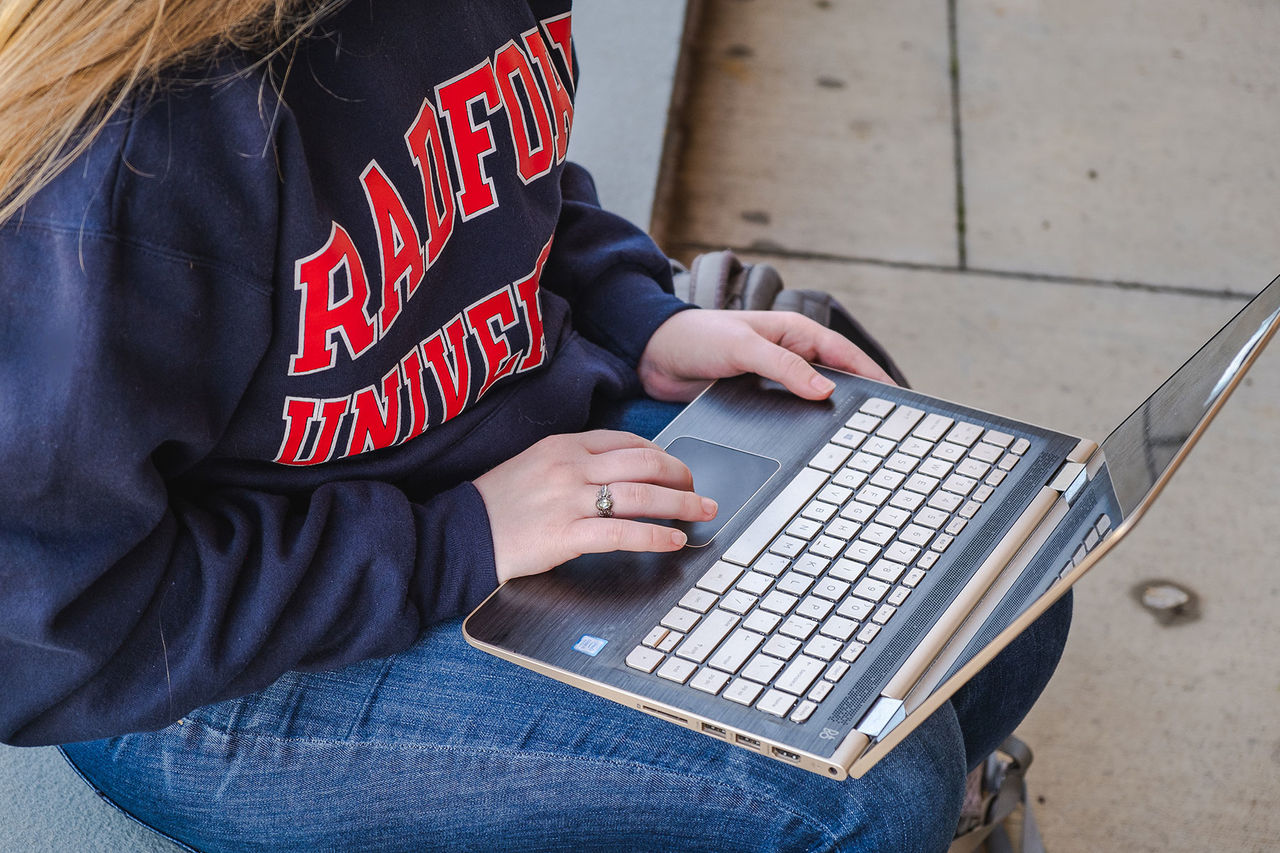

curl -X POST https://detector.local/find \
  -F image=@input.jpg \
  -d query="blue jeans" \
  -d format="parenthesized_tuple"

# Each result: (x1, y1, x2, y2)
(62, 399, 1072, 853)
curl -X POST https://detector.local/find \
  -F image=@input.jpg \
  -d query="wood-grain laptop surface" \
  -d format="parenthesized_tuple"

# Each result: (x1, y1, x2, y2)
(465, 369, 1080, 758)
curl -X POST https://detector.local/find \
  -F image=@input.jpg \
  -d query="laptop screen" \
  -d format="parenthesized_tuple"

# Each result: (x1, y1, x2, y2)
(1102, 274, 1280, 518)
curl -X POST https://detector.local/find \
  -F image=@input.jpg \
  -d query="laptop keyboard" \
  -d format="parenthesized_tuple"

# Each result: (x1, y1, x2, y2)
(625, 396, 1031, 725)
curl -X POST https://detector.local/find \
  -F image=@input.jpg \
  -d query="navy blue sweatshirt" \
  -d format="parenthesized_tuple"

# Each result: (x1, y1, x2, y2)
(0, 0, 687, 746)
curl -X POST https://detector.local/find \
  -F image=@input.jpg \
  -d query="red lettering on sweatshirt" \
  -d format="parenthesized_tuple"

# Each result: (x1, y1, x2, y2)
(346, 365, 403, 456)
(290, 224, 378, 376)
(361, 161, 426, 336)
(494, 39, 555, 184)
(404, 98, 456, 267)
(522, 28, 573, 163)
(421, 315, 472, 423)
(436, 60, 502, 220)
(464, 287, 521, 400)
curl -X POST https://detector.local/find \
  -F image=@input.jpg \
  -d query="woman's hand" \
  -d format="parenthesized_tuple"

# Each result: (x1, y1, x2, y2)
(637, 309, 894, 402)
(473, 430, 718, 583)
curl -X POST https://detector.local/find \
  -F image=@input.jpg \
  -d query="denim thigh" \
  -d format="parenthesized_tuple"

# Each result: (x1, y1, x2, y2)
(62, 590, 1070, 853)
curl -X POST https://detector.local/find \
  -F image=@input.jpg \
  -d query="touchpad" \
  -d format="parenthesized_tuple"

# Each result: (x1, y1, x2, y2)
(662, 436, 779, 548)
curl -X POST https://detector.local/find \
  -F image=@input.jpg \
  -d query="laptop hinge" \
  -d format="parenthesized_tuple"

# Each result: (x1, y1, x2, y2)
(1047, 461, 1088, 506)
(855, 696, 907, 742)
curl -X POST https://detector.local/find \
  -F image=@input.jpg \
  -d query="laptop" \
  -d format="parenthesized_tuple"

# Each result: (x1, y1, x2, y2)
(465, 273, 1280, 780)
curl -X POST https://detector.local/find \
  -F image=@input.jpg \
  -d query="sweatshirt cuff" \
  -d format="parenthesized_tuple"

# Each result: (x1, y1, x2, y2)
(574, 265, 695, 366)
(409, 481, 499, 624)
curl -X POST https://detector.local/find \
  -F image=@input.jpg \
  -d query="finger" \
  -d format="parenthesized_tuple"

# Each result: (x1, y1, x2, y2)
(727, 329, 840, 400)
(736, 312, 895, 392)
(573, 429, 663, 454)
(588, 482, 717, 522)
(564, 517, 690, 555)
(586, 446, 696, 491)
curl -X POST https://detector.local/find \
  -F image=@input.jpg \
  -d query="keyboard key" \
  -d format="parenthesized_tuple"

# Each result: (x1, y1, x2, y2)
(889, 490, 926, 512)
(857, 623, 882, 643)
(959, 500, 981, 519)
(697, 561, 744, 594)
(845, 540, 881, 563)
(904, 473, 941, 495)
(832, 468, 868, 490)
(998, 453, 1019, 471)
(837, 597, 874, 621)
(679, 588, 718, 613)
(985, 430, 1014, 448)
(777, 571, 814, 596)
(676, 609, 740, 662)
(776, 655, 826, 695)
(760, 590, 799, 614)
(846, 413, 882, 433)
(903, 568, 926, 588)
(724, 678, 765, 706)
(918, 457, 953, 478)
(817, 484, 853, 505)
(791, 700, 819, 723)
(779, 614, 819, 640)
(946, 422, 985, 447)
(969, 443, 1003, 465)
(956, 458, 991, 479)
(914, 507, 949, 529)
(862, 437, 897, 457)
(829, 559, 866, 583)
(742, 653, 785, 684)
(849, 452, 881, 472)
(807, 680, 834, 702)
(690, 667, 730, 695)
(887, 586, 911, 606)
(1011, 438, 1031, 455)
(809, 535, 845, 559)
(657, 631, 682, 653)
(743, 608, 782, 634)
(796, 595, 834, 621)
(626, 646, 664, 673)
(973, 484, 995, 502)
(810, 443, 853, 473)
(721, 590, 758, 614)
(819, 615, 858, 641)
(917, 551, 940, 570)
(657, 657, 696, 683)
(933, 442, 966, 463)
(800, 500, 838, 523)
(840, 501, 877, 523)
(757, 689, 797, 718)
(872, 604, 897, 625)
(737, 571, 773, 596)
(877, 405, 925, 441)
(769, 535, 806, 558)
(785, 517, 823, 540)
(870, 469, 905, 490)
(642, 626, 668, 647)
(901, 437, 934, 458)
(875, 507, 912, 529)
(824, 518, 861, 541)
(707, 628, 765, 672)
(899, 524, 935, 548)
(661, 606, 700, 632)
(831, 428, 868, 449)
(753, 553, 791, 576)
(853, 578, 890, 602)
(914, 413, 954, 442)
(942, 474, 978, 496)
(813, 577, 851, 600)
(840, 642, 867, 663)
(805, 636, 842, 661)
(927, 491, 963, 513)
(762, 635, 802, 660)
(884, 452, 920, 474)
(793, 553, 831, 575)
(825, 660, 851, 682)
(886, 541, 921, 564)
(868, 559, 906, 584)
(931, 533, 955, 553)
(860, 523, 895, 545)
(859, 397, 895, 417)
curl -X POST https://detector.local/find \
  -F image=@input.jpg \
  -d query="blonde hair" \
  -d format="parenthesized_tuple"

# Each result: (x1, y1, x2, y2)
(0, 0, 337, 225)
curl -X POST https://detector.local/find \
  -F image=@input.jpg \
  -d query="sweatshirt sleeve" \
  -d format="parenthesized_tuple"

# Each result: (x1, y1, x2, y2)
(0, 222, 496, 747)
(541, 162, 693, 366)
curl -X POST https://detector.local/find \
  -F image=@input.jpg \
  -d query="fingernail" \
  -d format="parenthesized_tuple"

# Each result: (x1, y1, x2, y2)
(702, 498, 718, 516)
(671, 530, 688, 547)
(811, 375, 836, 395)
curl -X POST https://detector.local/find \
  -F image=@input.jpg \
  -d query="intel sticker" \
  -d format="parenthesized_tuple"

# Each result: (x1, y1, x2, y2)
(573, 635, 608, 657)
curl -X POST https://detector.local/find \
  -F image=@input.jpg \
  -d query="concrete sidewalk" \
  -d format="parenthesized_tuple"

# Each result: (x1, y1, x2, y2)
(664, 1, 1279, 850)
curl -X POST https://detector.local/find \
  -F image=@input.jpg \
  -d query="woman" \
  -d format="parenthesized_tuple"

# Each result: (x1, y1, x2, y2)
(0, 1, 1070, 849)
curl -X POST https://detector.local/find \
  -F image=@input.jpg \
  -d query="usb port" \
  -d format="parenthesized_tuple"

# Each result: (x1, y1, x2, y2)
(735, 734, 762, 750)
(772, 746, 802, 763)
(702, 723, 728, 739)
